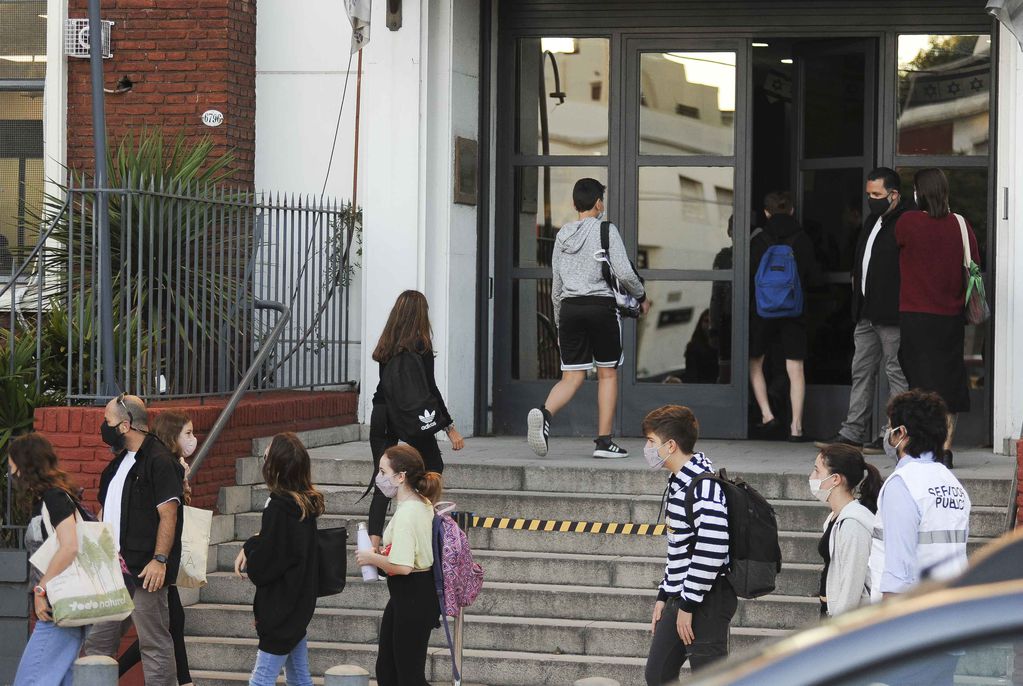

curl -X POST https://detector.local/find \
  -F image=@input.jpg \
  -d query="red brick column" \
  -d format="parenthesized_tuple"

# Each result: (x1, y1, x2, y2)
(34, 390, 358, 512)
(66, 0, 257, 186)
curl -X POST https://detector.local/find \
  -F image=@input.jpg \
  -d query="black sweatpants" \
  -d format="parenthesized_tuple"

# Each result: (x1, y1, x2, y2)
(368, 404, 445, 537)
(645, 578, 738, 686)
(376, 571, 440, 686)
(117, 584, 191, 684)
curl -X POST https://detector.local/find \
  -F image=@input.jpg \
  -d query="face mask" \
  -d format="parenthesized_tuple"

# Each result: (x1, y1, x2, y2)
(644, 443, 667, 469)
(375, 473, 401, 499)
(867, 194, 892, 217)
(884, 426, 907, 461)
(180, 434, 198, 459)
(101, 420, 126, 451)
(808, 475, 837, 503)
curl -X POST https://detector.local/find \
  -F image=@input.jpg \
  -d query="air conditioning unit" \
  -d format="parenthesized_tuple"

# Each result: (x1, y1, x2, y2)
(64, 18, 113, 59)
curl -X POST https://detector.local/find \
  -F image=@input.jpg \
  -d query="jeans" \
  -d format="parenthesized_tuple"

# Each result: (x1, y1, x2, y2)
(84, 584, 176, 686)
(13, 620, 86, 686)
(840, 319, 908, 443)
(249, 637, 313, 686)
(645, 578, 738, 686)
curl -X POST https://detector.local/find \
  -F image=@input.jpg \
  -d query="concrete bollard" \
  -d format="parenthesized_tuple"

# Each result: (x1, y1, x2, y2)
(574, 679, 621, 686)
(324, 664, 371, 686)
(72, 656, 119, 686)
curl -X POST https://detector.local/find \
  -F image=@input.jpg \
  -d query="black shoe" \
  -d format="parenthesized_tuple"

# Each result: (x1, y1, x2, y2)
(593, 436, 629, 459)
(813, 433, 863, 450)
(863, 436, 885, 455)
(787, 433, 813, 443)
(527, 407, 551, 457)
(942, 450, 954, 469)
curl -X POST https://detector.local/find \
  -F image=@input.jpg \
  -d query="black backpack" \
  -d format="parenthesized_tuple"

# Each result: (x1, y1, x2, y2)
(379, 350, 451, 441)
(598, 221, 645, 318)
(684, 469, 782, 599)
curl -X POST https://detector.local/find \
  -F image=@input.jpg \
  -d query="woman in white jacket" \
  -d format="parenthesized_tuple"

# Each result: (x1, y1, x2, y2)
(810, 444, 882, 616)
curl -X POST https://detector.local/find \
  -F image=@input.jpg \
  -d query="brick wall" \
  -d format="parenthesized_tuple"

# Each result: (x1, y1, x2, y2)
(34, 390, 358, 512)
(66, 0, 257, 186)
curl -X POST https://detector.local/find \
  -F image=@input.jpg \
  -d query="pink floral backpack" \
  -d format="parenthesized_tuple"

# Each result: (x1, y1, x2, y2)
(432, 503, 484, 682)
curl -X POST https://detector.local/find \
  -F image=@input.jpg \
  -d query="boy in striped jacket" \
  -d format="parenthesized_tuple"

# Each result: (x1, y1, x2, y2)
(642, 405, 737, 685)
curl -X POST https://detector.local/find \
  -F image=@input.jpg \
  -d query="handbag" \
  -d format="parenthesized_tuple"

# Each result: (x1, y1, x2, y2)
(29, 503, 134, 627)
(316, 526, 348, 597)
(176, 505, 213, 589)
(954, 213, 990, 325)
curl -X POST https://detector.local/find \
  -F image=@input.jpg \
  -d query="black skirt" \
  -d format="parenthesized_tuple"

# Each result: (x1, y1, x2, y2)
(898, 312, 970, 413)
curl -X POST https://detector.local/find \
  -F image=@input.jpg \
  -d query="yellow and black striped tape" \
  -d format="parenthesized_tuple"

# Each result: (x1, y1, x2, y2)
(467, 515, 668, 536)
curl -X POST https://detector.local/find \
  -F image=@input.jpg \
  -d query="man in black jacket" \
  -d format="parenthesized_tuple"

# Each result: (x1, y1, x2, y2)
(83, 393, 183, 686)
(817, 168, 911, 453)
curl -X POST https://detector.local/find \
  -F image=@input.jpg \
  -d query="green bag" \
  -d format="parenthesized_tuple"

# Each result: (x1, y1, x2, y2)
(954, 213, 989, 325)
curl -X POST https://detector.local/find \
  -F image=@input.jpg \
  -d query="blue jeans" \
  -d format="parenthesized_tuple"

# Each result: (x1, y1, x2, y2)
(14, 620, 86, 686)
(249, 637, 313, 686)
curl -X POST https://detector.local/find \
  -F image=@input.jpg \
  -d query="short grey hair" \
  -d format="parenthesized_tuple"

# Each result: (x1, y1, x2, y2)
(113, 394, 149, 430)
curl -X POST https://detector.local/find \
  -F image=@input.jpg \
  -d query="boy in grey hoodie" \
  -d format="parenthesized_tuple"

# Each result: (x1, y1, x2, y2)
(527, 178, 648, 459)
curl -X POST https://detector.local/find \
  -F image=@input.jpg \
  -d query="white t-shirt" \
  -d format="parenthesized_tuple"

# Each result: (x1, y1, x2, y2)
(860, 217, 884, 296)
(103, 451, 137, 551)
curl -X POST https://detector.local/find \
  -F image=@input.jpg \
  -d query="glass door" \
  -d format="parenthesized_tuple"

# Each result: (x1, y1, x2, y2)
(618, 39, 751, 437)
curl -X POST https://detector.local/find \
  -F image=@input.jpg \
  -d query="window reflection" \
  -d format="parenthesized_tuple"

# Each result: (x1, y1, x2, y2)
(832, 636, 1020, 686)
(638, 167, 734, 270)
(517, 38, 610, 156)
(803, 50, 865, 158)
(897, 34, 991, 155)
(514, 166, 607, 268)
(637, 280, 731, 384)
(639, 52, 736, 156)
(801, 168, 866, 272)
(0, 91, 43, 275)
(0, 1, 47, 79)
(512, 278, 561, 380)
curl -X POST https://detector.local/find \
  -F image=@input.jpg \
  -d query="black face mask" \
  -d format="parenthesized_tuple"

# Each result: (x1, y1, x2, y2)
(100, 421, 127, 451)
(867, 194, 894, 217)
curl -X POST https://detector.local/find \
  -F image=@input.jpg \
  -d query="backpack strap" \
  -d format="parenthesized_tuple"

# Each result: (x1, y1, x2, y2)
(432, 514, 462, 684)
(682, 471, 721, 562)
(598, 220, 617, 293)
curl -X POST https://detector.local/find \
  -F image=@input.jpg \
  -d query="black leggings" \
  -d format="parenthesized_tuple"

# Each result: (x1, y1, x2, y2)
(118, 584, 191, 684)
(368, 404, 444, 537)
(376, 571, 440, 686)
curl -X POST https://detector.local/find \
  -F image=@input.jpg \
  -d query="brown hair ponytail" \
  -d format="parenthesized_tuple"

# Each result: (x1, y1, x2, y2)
(820, 444, 882, 514)
(383, 444, 444, 504)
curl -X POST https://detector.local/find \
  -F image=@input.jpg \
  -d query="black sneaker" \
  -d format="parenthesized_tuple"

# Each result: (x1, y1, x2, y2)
(813, 433, 863, 450)
(593, 436, 629, 459)
(863, 436, 885, 455)
(527, 407, 550, 457)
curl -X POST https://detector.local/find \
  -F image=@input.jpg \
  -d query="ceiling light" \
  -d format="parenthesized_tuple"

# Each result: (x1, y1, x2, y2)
(780, 58, 793, 64)
(541, 38, 577, 54)
(38, 13, 47, 18)
(753, 42, 769, 47)
(0, 55, 47, 63)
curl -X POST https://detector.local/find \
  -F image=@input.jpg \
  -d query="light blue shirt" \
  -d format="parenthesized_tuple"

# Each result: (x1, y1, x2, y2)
(878, 452, 935, 594)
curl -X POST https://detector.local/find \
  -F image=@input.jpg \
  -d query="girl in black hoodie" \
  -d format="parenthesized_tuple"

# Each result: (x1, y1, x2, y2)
(234, 432, 324, 686)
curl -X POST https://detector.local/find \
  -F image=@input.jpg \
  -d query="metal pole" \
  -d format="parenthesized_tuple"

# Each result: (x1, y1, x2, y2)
(88, 0, 117, 398)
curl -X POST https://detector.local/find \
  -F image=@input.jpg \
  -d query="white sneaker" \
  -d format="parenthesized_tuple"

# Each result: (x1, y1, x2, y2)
(593, 437, 629, 459)
(527, 408, 550, 457)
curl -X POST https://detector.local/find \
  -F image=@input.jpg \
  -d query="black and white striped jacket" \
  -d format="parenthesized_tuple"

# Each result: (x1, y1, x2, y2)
(657, 452, 730, 612)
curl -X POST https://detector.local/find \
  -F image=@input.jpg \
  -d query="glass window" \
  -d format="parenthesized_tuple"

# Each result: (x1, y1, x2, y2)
(800, 168, 866, 273)
(0, 90, 44, 276)
(636, 280, 730, 384)
(0, 1, 47, 80)
(802, 50, 865, 158)
(897, 34, 992, 155)
(805, 284, 855, 385)
(638, 166, 734, 270)
(511, 278, 561, 380)
(517, 38, 610, 156)
(897, 166, 988, 266)
(513, 166, 607, 268)
(639, 52, 736, 156)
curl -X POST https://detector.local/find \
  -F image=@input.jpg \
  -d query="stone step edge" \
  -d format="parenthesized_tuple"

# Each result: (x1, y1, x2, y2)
(189, 671, 488, 686)
(250, 424, 368, 456)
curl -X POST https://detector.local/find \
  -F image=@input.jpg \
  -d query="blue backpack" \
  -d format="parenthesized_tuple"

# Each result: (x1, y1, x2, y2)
(754, 231, 803, 318)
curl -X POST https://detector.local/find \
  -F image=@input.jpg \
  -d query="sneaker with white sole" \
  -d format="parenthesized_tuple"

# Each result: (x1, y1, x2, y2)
(527, 408, 550, 457)
(593, 436, 629, 459)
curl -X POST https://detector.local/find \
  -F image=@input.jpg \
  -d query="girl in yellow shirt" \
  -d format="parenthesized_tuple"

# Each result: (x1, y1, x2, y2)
(355, 444, 442, 685)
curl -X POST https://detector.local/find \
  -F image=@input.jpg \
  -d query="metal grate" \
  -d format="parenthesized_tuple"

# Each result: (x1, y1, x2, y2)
(64, 18, 113, 58)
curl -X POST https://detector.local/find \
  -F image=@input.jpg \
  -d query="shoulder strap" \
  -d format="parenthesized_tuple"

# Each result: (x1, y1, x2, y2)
(600, 220, 610, 252)
(953, 213, 971, 267)
(683, 471, 719, 560)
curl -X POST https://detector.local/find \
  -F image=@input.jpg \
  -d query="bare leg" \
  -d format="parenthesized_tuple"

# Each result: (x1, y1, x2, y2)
(786, 359, 805, 436)
(749, 355, 774, 424)
(544, 370, 586, 415)
(596, 367, 618, 436)
(945, 413, 958, 451)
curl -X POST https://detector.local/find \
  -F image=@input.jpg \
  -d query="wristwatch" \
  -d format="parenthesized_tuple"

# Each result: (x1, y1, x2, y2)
(153, 554, 168, 564)
(33, 585, 46, 597)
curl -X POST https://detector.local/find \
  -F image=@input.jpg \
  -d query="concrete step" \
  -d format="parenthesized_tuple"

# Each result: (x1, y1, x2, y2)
(188, 672, 486, 686)
(184, 635, 652, 686)
(199, 572, 821, 630)
(241, 451, 1014, 507)
(184, 603, 787, 658)
(215, 539, 824, 597)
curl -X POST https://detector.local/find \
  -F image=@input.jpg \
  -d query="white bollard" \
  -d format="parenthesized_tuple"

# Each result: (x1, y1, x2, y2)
(72, 656, 119, 686)
(574, 679, 621, 686)
(324, 664, 371, 686)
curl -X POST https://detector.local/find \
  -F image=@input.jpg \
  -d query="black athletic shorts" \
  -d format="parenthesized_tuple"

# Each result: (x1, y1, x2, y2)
(749, 314, 807, 360)
(558, 296, 623, 371)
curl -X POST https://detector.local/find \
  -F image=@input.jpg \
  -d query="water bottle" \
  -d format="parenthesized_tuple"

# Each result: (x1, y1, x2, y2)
(357, 522, 379, 582)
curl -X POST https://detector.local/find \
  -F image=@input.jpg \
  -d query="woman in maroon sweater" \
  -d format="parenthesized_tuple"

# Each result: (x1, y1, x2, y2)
(895, 168, 979, 466)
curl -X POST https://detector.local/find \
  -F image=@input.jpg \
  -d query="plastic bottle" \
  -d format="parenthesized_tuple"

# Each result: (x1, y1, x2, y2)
(357, 522, 379, 582)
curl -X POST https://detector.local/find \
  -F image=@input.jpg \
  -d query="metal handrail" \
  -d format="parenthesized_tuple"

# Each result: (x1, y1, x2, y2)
(186, 299, 291, 479)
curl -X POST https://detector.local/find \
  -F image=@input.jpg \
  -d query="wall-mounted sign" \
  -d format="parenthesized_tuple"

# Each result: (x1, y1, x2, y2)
(453, 136, 478, 206)
(201, 110, 224, 127)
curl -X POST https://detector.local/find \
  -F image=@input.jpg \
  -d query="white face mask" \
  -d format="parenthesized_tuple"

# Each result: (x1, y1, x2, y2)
(179, 434, 198, 459)
(808, 474, 838, 503)
(375, 472, 401, 499)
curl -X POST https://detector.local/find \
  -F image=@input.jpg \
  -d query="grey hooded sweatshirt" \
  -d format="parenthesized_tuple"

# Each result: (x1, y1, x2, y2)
(551, 217, 646, 327)
(824, 500, 875, 616)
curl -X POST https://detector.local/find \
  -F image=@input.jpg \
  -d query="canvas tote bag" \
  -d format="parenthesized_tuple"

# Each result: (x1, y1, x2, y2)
(955, 213, 990, 325)
(176, 505, 213, 588)
(29, 504, 134, 627)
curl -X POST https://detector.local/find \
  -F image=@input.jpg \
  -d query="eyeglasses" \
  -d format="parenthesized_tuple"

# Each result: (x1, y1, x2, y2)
(115, 392, 133, 429)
